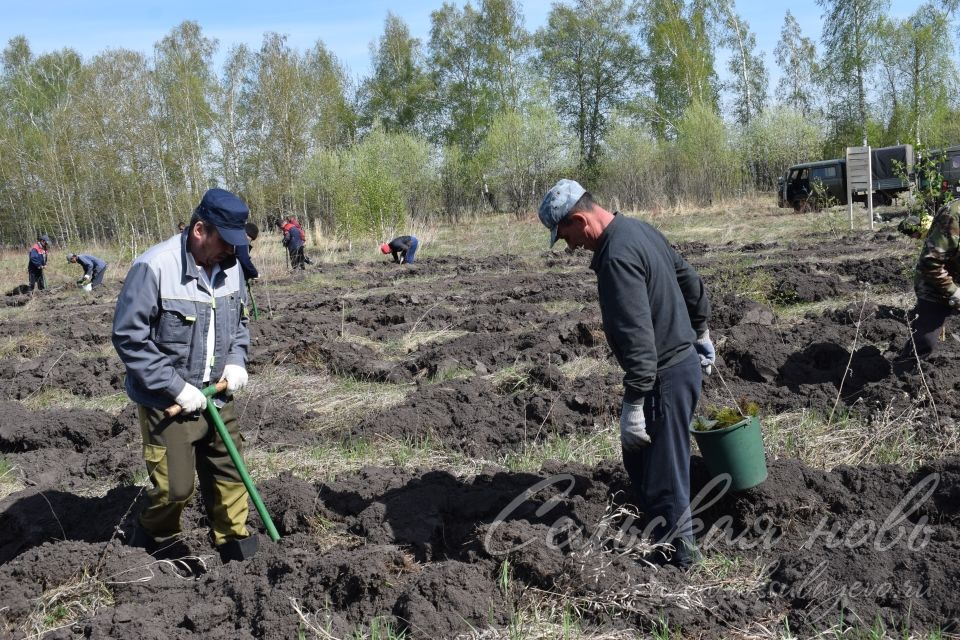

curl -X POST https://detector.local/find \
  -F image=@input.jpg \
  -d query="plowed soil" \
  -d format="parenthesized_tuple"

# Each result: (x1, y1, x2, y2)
(1, 224, 958, 638)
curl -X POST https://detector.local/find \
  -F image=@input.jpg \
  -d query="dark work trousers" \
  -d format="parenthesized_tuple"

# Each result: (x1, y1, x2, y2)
(28, 268, 46, 291)
(288, 245, 306, 270)
(91, 265, 108, 288)
(137, 399, 250, 546)
(896, 298, 954, 367)
(621, 350, 702, 556)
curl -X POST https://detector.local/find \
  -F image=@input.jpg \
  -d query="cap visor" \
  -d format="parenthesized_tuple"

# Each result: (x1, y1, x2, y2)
(217, 225, 249, 247)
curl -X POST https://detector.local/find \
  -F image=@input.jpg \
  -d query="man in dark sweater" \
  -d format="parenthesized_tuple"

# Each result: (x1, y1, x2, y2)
(539, 179, 715, 568)
(380, 236, 419, 264)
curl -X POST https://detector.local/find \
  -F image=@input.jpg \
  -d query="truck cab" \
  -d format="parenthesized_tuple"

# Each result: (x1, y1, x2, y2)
(779, 159, 846, 211)
(936, 145, 960, 197)
(779, 145, 913, 211)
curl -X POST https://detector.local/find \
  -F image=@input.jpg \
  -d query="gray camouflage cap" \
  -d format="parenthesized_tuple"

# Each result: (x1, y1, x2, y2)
(538, 179, 586, 247)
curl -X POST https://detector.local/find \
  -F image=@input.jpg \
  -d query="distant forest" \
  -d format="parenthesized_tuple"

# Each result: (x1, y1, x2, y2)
(2, 0, 958, 245)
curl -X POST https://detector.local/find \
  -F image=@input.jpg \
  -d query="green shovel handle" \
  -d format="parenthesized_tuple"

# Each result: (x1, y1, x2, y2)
(201, 385, 280, 542)
(162, 381, 280, 542)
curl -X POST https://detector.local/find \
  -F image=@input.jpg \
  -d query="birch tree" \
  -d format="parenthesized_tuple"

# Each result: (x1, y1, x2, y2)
(360, 13, 432, 135)
(818, 0, 889, 143)
(774, 11, 820, 115)
(716, 2, 767, 126)
(643, 0, 718, 138)
(537, 0, 643, 172)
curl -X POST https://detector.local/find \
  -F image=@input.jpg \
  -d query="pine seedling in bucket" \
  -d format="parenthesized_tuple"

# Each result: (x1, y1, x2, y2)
(691, 399, 767, 491)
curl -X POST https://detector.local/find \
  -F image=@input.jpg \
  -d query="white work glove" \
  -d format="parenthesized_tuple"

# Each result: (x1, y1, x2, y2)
(620, 401, 651, 450)
(221, 364, 249, 393)
(949, 290, 960, 309)
(695, 329, 716, 376)
(175, 382, 207, 413)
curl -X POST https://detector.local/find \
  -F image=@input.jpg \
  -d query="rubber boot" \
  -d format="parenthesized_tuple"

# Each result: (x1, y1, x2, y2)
(128, 523, 191, 560)
(670, 536, 702, 569)
(128, 524, 161, 554)
(218, 534, 259, 563)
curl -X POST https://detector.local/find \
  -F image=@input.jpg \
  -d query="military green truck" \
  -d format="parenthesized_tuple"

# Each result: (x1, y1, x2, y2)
(929, 145, 960, 197)
(777, 144, 914, 211)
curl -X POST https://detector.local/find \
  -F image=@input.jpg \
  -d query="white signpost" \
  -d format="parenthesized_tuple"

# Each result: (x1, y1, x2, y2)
(846, 146, 874, 230)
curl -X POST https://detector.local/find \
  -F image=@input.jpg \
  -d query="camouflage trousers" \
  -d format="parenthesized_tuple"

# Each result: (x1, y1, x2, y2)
(897, 298, 954, 364)
(137, 399, 249, 546)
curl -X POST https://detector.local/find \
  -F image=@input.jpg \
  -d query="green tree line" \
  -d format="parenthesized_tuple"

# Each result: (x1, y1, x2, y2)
(2, 0, 958, 246)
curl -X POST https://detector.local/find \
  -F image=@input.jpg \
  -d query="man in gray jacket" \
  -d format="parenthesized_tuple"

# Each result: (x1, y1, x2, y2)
(67, 253, 109, 289)
(539, 179, 715, 568)
(112, 188, 258, 563)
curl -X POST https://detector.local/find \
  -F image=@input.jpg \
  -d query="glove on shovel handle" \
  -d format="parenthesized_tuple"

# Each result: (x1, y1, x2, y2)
(164, 380, 229, 418)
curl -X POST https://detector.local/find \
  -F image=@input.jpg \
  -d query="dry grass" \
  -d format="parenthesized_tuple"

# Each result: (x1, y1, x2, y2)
(538, 299, 588, 315)
(246, 366, 409, 434)
(466, 502, 773, 640)
(691, 553, 770, 594)
(244, 433, 484, 484)
(306, 514, 364, 553)
(0, 331, 52, 359)
(557, 356, 612, 381)
(20, 390, 130, 414)
(21, 568, 114, 639)
(0, 456, 24, 501)
(698, 254, 776, 304)
(395, 327, 469, 354)
(644, 195, 886, 248)
(501, 425, 619, 473)
(762, 402, 959, 471)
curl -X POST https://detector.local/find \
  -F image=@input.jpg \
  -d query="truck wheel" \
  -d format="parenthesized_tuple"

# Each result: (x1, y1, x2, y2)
(865, 192, 893, 207)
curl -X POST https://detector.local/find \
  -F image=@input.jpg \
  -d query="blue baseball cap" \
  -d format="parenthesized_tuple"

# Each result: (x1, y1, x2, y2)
(195, 188, 250, 247)
(538, 179, 586, 247)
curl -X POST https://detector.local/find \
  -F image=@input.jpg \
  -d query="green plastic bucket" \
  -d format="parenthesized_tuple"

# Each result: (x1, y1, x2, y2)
(690, 416, 768, 491)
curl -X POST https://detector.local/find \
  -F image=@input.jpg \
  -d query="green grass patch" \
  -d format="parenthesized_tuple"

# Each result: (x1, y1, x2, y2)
(428, 363, 475, 384)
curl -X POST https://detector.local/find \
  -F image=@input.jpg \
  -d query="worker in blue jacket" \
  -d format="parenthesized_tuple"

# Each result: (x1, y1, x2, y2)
(68, 253, 109, 289)
(27, 234, 50, 292)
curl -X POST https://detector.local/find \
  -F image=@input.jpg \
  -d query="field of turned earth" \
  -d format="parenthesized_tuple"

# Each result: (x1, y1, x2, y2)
(0, 204, 957, 639)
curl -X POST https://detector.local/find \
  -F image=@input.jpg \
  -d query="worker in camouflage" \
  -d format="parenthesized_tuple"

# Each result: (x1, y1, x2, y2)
(896, 199, 960, 368)
(897, 214, 932, 240)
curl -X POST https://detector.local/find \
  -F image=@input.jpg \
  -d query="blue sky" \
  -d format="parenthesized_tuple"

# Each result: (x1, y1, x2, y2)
(0, 0, 925, 86)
